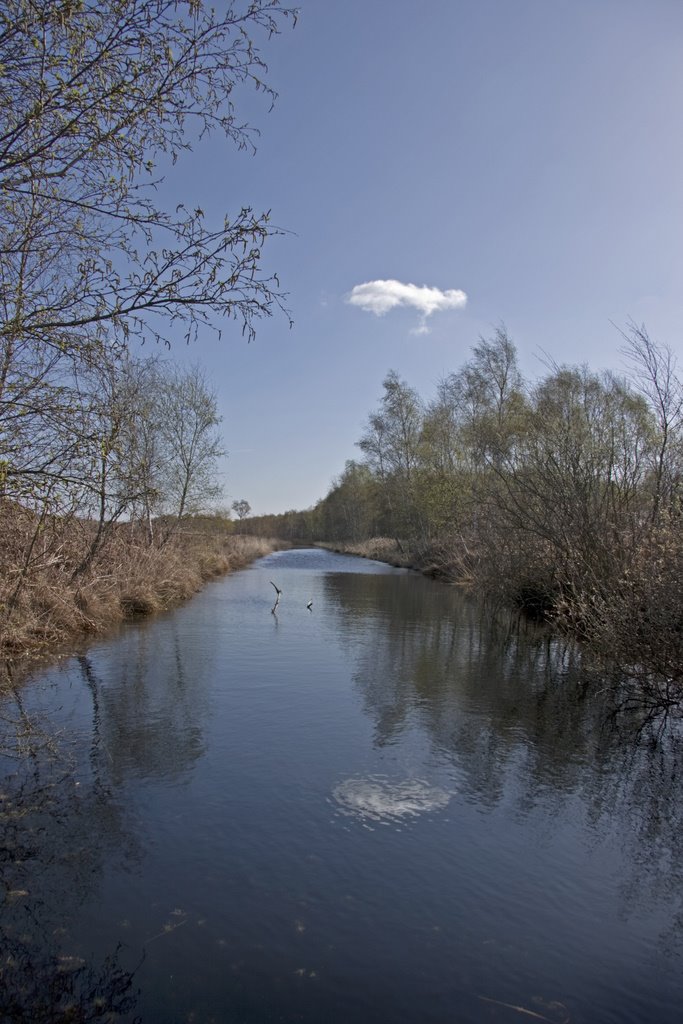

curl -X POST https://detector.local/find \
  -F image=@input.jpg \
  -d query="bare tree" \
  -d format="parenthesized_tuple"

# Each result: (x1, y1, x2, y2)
(0, 2, 293, 607)
(157, 364, 226, 536)
(620, 322, 683, 521)
(0, 0, 295, 376)
(231, 498, 252, 520)
(70, 354, 167, 571)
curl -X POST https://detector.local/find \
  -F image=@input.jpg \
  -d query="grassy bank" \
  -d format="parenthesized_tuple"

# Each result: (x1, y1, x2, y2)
(317, 538, 464, 580)
(1, 506, 286, 669)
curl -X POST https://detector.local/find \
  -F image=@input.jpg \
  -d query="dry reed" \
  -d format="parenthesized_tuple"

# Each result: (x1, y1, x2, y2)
(0, 503, 285, 670)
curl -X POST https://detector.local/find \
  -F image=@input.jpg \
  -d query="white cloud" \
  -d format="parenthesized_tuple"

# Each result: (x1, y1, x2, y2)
(347, 279, 467, 321)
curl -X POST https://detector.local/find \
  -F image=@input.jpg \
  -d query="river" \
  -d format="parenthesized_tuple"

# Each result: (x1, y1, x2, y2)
(1, 548, 681, 1023)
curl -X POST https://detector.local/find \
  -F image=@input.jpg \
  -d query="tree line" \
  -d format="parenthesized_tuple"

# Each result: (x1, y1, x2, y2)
(6, 351, 225, 553)
(241, 326, 683, 714)
(0, 1, 294, 660)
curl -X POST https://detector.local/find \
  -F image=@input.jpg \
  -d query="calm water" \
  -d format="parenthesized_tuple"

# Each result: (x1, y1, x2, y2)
(1, 548, 682, 1024)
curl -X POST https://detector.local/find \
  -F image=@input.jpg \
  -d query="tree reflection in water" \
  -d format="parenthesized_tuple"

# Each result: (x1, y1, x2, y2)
(0, 692, 141, 1021)
(323, 569, 683, 955)
(0, 616, 208, 1022)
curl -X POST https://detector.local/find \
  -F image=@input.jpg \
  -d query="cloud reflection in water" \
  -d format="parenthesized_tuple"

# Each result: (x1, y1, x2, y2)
(332, 775, 451, 825)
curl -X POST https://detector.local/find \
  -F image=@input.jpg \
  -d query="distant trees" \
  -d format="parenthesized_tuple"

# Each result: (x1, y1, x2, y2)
(334, 327, 674, 592)
(320, 461, 381, 541)
(290, 324, 683, 712)
(238, 506, 321, 543)
(232, 499, 252, 520)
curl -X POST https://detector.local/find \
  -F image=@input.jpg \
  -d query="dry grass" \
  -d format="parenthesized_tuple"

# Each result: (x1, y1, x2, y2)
(318, 537, 416, 568)
(318, 536, 472, 581)
(0, 504, 286, 669)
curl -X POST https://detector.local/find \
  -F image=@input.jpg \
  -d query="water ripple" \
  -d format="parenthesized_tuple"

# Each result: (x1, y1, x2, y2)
(332, 775, 452, 825)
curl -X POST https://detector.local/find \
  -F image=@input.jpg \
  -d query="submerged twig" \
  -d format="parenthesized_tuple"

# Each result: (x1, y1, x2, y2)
(145, 917, 188, 946)
(478, 996, 570, 1023)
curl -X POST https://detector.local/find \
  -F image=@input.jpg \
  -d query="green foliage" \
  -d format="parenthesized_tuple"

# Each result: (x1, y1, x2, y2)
(321, 460, 383, 541)
(357, 370, 426, 539)
(308, 325, 683, 712)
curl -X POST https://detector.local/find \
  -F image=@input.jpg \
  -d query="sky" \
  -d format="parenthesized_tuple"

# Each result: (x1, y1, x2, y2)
(156, 0, 683, 516)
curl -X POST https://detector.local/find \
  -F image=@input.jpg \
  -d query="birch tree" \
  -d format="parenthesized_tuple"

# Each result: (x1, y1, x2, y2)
(157, 364, 225, 533)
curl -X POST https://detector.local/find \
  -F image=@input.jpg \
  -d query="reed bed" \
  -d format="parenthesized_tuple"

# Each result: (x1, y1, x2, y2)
(0, 505, 285, 668)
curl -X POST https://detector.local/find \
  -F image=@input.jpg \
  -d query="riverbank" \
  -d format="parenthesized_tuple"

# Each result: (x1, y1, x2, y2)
(1, 514, 287, 673)
(316, 538, 464, 582)
(318, 534, 683, 719)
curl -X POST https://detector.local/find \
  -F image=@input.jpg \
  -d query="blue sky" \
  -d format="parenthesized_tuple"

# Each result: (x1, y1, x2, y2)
(162, 0, 683, 515)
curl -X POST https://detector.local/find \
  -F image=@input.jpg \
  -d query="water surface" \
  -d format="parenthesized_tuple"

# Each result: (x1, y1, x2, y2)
(1, 548, 681, 1023)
